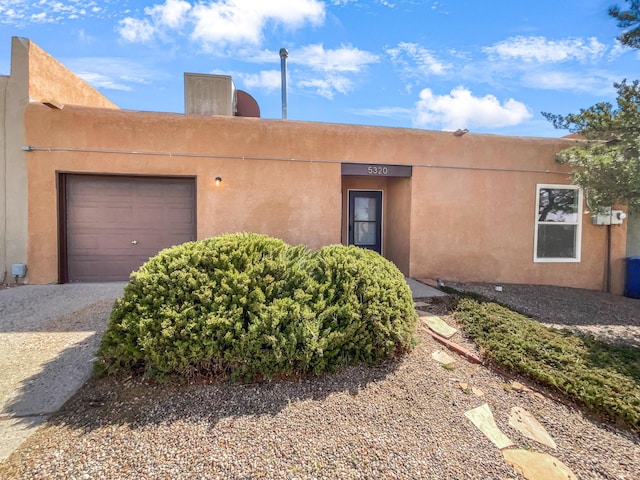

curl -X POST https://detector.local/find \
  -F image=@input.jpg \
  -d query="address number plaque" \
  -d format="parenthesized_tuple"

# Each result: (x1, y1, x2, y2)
(341, 163, 412, 177)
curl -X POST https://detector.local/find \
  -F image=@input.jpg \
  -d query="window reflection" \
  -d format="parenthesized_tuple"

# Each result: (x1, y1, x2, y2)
(538, 189, 578, 222)
(354, 197, 376, 221)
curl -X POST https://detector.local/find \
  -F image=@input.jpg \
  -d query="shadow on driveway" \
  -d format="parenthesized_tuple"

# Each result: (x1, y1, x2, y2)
(0, 283, 124, 461)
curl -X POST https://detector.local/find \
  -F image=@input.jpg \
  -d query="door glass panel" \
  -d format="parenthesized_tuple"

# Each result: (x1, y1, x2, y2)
(354, 222, 376, 245)
(354, 197, 376, 221)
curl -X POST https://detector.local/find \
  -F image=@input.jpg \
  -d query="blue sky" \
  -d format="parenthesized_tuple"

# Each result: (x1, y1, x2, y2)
(0, 0, 638, 137)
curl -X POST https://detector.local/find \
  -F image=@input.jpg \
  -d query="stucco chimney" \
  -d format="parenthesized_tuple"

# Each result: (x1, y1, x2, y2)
(184, 73, 236, 116)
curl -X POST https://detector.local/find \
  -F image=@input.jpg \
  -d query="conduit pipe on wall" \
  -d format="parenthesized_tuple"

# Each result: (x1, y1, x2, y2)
(20, 146, 571, 176)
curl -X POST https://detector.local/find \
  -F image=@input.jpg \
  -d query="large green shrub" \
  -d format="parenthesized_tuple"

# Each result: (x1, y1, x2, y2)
(96, 233, 417, 380)
(308, 245, 417, 372)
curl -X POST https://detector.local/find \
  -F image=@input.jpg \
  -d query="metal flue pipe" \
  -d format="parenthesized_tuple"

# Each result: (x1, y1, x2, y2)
(279, 48, 288, 120)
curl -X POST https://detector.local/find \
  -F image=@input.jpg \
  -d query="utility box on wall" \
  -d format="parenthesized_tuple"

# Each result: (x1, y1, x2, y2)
(592, 208, 627, 225)
(11, 263, 27, 278)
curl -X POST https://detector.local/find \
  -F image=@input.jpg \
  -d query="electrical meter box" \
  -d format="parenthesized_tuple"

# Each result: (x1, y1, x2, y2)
(592, 208, 627, 225)
(11, 263, 27, 277)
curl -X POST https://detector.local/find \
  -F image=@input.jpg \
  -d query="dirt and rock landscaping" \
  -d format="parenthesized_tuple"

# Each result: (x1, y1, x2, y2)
(445, 282, 640, 347)
(0, 284, 638, 479)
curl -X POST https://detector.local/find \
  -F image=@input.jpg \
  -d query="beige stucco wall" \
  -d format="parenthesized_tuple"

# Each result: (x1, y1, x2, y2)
(1, 38, 29, 284)
(27, 40, 118, 109)
(409, 167, 626, 293)
(0, 74, 7, 282)
(627, 213, 640, 257)
(1, 37, 117, 283)
(25, 104, 343, 284)
(24, 102, 627, 293)
(384, 177, 412, 275)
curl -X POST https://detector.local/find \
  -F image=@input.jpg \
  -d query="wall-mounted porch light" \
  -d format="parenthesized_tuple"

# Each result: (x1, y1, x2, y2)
(214, 176, 222, 187)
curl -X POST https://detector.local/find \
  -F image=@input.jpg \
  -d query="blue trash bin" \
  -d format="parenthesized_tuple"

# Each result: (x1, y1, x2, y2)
(624, 257, 640, 299)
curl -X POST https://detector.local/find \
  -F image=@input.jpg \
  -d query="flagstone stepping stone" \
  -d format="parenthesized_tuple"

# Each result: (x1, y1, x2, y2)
(421, 315, 457, 338)
(503, 449, 577, 480)
(414, 301, 430, 308)
(459, 383, 484, 397)
(510, 381, 530, 392)
(431, 349, 456, 365)
(471, 387, 484, 397)
(508, 407, 557, 449)
(464, 403, 514, 449)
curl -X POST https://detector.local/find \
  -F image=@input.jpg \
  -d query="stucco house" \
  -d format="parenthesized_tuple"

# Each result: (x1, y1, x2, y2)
(0, 37, 631, 294)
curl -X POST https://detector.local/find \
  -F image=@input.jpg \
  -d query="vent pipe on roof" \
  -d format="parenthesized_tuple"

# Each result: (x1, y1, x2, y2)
(279, 48, 288, 120)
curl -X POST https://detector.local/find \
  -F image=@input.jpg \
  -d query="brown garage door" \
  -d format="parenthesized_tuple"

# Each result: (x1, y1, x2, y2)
(64, 175, 196, 282)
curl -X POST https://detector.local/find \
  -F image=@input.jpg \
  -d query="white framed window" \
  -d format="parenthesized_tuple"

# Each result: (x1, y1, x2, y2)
(534, 184, 583, 262)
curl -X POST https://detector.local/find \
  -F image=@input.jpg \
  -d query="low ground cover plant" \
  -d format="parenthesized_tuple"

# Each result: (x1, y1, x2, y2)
(452, 295, 640, 432)
(96, 233, 417, 381)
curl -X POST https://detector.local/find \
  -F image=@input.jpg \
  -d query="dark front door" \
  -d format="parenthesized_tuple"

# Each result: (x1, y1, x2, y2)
(348, 190, 382, 254)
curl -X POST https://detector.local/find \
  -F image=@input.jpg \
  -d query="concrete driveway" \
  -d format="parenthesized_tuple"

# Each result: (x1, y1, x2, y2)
(0, 283, 125, 462)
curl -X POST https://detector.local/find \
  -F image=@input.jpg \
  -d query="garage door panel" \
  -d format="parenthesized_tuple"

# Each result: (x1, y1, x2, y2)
(69, 232, 135, 252)
(132, 207, 162, 225)
(69, 204, 134, 222)
(68, 256, 136, 283)
(67, 233, 101, 251)
(166, 207, 196, 224)
(73, 207, 133, 224)
(72, 180, 132, 197)
(65, 175, 196, 282)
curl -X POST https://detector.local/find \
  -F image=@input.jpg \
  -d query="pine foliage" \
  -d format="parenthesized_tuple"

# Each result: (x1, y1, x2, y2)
(542, 80, 640, 212)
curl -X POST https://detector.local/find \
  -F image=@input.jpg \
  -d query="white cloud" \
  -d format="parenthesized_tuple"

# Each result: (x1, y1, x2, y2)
(234, 44, 377, 99)
(191, 0, 324, 47)
(76, 72, 132, 91)
(350, 106, 413, 120)
(283, 44, 377, 99)
(146, 0, 192, 29)
(238, 44, 379, 72)
(414, 86, 532, 131)
(523, 70, 617, 95)
(330, 0, 398, 7)
(118, 0, 325, 48)
(298, 74, 353, 99)
(237, 70, 282, 90)
(30, 12, 50, 23)
(386, 42, 450, 78)
(483, 36, 606, 63)
(64, 57, 159, 92)
(608, 40, 634, 60)
(0, 0, 111, 25)
(294, 43, 379, 72)
(118, 17, 155, 43)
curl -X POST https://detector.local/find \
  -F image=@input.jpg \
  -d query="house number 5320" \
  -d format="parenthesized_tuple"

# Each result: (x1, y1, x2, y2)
(367, 166, 388, 175)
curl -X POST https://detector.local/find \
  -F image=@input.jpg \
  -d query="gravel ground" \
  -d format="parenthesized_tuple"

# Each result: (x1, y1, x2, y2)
(446, 282, 640, 347)
(0, 289, 639, 480)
